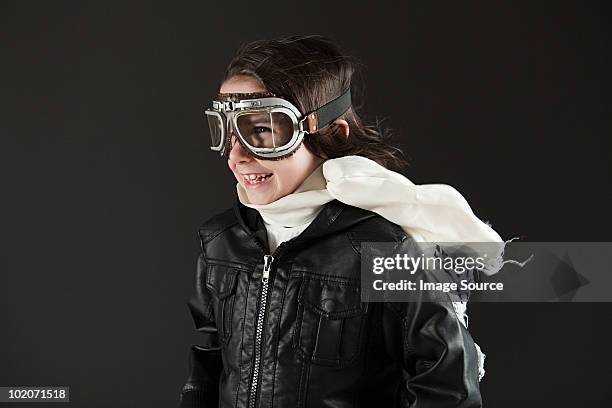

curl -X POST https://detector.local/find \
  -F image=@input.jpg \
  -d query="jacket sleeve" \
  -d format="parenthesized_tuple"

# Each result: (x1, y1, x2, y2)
(178, 253, 224, 408)
(381, 237, 483, 408)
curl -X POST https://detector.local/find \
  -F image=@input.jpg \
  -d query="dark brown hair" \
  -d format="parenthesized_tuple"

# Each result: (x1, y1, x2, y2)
(222, 35, 408, 171)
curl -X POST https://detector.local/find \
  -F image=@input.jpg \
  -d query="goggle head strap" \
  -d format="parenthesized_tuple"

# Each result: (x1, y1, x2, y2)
(301, 88, 352, 133)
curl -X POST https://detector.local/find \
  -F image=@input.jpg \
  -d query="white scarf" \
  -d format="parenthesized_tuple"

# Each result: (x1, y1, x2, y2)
(237, 155, 507, 276)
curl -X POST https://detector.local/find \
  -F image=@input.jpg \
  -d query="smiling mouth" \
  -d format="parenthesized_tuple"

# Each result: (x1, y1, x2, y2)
(242, 173, 273, 185)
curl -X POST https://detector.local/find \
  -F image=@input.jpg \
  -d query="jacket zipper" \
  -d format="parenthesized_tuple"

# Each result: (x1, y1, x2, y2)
(247, 240, 293, 408)
(248, 253, 273, 408)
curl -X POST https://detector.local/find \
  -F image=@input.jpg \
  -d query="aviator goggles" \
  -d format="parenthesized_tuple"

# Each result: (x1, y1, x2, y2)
(204, 88, 352, 160)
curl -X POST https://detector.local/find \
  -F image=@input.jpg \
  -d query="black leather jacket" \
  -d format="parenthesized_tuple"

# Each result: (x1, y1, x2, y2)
(179, 199, 482, 408)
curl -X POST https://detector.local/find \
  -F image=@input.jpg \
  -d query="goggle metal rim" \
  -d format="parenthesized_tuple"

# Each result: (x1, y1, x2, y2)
(204, 109, 227, 152)
(205, 99, 309, 159)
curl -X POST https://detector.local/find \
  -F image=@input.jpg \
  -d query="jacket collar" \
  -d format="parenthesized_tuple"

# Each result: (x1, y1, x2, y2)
(233, 198, 377, 254)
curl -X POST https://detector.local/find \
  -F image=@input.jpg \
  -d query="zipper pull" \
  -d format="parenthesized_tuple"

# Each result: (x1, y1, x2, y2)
(262, 254, 274, 281)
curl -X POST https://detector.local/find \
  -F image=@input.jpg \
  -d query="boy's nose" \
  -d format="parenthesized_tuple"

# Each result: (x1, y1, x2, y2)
(227, 134, 252, 162)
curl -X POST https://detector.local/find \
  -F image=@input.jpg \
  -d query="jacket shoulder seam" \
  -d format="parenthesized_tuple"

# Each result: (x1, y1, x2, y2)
(198, 221, 238, 247)
(197, 208, 238, 247)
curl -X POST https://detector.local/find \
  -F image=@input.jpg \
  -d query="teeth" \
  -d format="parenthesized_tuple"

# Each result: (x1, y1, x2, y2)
(243, 173, 272, 183)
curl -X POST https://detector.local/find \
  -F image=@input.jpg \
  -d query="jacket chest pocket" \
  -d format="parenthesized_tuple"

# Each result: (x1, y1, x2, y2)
(205, 262, 242, 345)
(292, 277, 369, 367)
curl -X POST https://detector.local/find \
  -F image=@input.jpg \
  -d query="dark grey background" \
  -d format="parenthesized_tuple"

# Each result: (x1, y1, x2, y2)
(1, 1, 611, 407)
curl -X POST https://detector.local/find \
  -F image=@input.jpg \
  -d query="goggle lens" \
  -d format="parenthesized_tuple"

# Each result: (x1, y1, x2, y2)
(235, 110, 294, 149)
(205, 112, 224, 149)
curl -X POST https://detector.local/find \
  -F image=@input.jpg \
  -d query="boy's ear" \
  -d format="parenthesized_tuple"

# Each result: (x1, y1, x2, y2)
(333, 118, 350, 138)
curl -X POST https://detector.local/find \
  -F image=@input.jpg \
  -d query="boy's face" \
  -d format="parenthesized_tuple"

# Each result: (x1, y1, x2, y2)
(221, 75, 324, 205)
